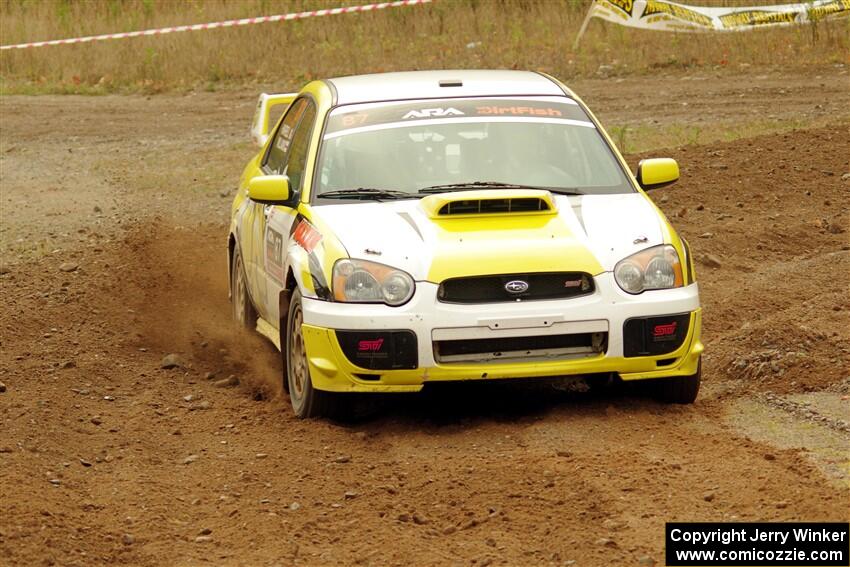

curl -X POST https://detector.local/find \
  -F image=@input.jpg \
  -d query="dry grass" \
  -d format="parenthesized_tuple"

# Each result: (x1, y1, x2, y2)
(0, 0, 848, 94)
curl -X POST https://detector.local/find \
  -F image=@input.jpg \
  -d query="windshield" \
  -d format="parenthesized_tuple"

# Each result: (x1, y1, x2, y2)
(315, 97, 633, 200)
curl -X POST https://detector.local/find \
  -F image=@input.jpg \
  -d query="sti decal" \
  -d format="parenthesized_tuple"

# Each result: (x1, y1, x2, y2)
(358, 339, 385, 352)
(653, 321, 678, 341)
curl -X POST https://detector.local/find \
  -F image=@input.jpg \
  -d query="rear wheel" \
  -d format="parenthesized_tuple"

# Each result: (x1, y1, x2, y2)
(654, 359, 701, 404)
(231, 247, 256, 329)
(285, 289, 346, 419)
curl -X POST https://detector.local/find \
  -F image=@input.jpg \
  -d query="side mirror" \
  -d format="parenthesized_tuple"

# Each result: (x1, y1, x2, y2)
(636, 158, 679, 190)
(247, 175, 290, 204)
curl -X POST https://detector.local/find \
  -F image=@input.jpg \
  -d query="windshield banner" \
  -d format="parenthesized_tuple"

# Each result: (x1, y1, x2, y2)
(582, 0, 849, 33)
(325, 98, 592, 138)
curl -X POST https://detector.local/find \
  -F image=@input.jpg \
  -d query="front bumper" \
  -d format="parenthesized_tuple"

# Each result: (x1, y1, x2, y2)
(301, 273, 703, 393)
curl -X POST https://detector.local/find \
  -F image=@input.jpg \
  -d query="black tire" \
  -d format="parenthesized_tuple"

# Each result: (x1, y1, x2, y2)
(231, 246, 257, 329)
(285, 289, 346, 419)
(654, 359, 701, 404)
(585, 372, 621, 396)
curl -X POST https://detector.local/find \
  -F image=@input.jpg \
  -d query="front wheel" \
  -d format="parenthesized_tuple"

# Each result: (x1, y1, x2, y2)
(285, 289, 346, 419)
(654, 359, 701, 404)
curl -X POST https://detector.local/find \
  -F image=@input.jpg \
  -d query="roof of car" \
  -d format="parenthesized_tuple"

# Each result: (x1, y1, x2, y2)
(325, 70, 566, 106)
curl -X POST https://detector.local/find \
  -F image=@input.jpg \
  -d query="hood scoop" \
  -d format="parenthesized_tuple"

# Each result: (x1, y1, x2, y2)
(420, 189, 557, 219)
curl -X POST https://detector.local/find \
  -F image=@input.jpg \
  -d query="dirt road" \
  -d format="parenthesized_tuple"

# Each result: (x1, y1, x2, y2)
(1, 70, 848, 566)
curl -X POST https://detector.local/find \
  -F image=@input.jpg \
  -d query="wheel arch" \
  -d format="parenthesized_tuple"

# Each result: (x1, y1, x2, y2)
(278, 267, 300, 392)
(227, 232, 237, 299)
(278, 266, 300, 347)
(278, 268, 299, 323)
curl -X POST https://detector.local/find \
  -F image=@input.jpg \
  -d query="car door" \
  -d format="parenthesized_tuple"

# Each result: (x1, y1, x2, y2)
(260, 99, 318, 324)
(244, 98, 307, 320)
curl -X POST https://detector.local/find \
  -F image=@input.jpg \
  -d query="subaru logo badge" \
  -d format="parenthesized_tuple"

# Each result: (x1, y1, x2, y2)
(505, 280, 529, 294)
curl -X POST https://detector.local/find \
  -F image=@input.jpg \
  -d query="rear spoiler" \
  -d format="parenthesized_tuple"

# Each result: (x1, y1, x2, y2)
(250, 92, 297, 147)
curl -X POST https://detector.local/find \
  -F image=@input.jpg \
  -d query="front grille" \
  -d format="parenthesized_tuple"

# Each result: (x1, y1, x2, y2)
(438, 272, 594, 304)
(434, 332, 607, 364)
(438, 197, 550, 216)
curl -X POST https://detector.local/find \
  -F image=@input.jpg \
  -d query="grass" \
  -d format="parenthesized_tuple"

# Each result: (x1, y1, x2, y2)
(0, 0, 848, 94)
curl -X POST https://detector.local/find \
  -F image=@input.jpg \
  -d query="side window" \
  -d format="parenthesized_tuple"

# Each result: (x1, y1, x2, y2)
(283, 101, 317, 196)
(263, 98, 307, 174)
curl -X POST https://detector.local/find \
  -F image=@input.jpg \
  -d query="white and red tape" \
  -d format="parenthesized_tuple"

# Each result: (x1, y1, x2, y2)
(0, 0, 431, 51)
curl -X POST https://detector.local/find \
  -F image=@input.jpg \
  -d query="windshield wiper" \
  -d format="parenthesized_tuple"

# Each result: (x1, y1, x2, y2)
(418, 181, 526, 193)
(418, 181, 584, 196)
(318, 188, 418, 201)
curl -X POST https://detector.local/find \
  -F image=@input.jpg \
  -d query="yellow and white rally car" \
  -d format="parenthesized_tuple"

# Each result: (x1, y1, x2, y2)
(228, 70, 703, 418)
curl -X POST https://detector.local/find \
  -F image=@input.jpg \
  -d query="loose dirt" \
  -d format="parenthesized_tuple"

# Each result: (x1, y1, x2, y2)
(1, 70, 848, 566)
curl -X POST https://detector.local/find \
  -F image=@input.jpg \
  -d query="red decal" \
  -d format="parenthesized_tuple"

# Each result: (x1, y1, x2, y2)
(476, 106, 563, 117)
(358, 339, 384, 352)
(293, 220, 322, 253)
(653, 322, 678, 337)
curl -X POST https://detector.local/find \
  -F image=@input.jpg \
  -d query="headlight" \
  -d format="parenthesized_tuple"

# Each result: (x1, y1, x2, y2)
(614, 245, 683, 294)
(332, 259, 415, 306)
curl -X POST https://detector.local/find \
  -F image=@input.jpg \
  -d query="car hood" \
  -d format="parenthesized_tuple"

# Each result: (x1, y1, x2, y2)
(310, 193, 665, 282)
